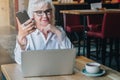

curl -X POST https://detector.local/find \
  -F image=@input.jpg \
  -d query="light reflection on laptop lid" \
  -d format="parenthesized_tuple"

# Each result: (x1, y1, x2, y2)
(21, 48, 76, 77)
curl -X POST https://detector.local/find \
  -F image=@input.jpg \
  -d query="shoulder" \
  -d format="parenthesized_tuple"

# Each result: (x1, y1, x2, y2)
(56, 26, 65, 32)
(56, 25, 67, 38)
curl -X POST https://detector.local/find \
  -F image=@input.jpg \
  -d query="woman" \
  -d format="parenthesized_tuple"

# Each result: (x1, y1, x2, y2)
(14, 0, 73, 64)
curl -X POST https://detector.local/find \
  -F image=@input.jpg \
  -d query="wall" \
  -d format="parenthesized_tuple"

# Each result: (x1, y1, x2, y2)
(9, 0, 29, 27)
(0, 0, 10, 26)
(9, 0, 16, 26)
(18, 0, 28, 11)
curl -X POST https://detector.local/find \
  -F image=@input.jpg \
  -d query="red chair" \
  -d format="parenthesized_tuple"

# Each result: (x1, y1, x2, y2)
(86, 14, 103, 60)
(63, 14, 84, 56)
(87, 14, 103, 32)
(87, 13, 120, 70)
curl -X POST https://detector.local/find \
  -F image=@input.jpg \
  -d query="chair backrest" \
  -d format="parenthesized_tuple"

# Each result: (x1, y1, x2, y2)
(102, 13, 120, 38)
(63, 14, 81, 29)
(87, 14, 103, 25)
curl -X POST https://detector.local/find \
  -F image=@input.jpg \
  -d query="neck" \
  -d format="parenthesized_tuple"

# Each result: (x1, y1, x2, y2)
(36, 24, 49, 39)
(42, 31, 48, 40)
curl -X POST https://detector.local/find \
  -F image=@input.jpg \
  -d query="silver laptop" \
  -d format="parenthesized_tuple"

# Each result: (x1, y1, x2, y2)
(21, 48, 76, 77)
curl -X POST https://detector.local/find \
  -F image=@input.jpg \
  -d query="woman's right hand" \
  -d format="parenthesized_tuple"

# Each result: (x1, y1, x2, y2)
(16, 17, 36, 50)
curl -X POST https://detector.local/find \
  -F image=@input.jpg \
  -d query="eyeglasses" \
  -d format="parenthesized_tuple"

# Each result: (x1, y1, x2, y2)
(34, 9, 52, 16)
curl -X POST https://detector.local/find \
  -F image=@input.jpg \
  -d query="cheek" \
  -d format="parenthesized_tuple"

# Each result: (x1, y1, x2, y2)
(34, 16, 42, 23)
(48, 15, 53, 22)
(33, 13, 40, 19)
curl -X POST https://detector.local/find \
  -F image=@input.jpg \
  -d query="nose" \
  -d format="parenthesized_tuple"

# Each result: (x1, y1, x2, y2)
(42, 12, 47, 17)
(42, 12, 49, 21)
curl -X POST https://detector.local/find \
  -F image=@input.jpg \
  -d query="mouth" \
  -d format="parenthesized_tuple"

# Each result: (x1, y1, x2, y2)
(42, 20, 49, 22)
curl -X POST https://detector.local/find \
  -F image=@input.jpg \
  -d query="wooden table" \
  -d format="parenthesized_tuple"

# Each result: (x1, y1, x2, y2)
(1, 56, 120, 80)
(53, 1, 84, 5)
(60, 9, 120, 15)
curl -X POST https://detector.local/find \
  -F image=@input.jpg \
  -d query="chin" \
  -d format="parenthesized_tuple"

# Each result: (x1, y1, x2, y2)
(43, 23, 50, 26)
(40, 21, 50, 26)
(42, 24, 49, 27)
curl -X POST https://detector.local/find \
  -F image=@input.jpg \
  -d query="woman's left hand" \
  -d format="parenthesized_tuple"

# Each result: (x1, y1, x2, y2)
(43, 24, 60, 34)
(43, 24, 62, 41)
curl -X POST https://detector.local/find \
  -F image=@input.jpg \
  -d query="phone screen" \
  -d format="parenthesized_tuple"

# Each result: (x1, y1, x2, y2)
(16, 10, 30, 24)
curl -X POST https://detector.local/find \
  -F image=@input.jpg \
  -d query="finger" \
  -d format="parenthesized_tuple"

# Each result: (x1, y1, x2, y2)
(23, 18, 34, 26)
(25, 22, 35, 30)
(46, 24, 56, 33)
(28, 28, 36, 34)
(22, 20, 35, 30)
(22, 19, 35, 30)
(16, 17, 21, 25)
(43, 24, 51, 33)
(16, 17, 24, 31)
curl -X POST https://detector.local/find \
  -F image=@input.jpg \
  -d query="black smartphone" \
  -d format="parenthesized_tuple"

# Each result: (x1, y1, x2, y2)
(16, 10, 30, 24)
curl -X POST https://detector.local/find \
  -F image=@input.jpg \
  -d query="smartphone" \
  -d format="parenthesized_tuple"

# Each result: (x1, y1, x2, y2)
(16, 10, 30, 24)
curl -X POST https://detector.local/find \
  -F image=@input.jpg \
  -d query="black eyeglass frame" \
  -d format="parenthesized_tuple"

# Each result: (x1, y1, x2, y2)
(33, 8, 52, 16)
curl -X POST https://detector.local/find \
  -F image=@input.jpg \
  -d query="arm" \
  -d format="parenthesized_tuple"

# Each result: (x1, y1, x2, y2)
(14, 17, 35, 64)
(56, 27, 74, 49)
(43, 24, 74, 48)
(16, 17, 35, 50)
(14, 39, 23, 64)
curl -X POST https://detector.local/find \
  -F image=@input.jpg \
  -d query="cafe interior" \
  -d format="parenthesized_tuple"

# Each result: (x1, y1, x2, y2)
(0, 0, 120, 80)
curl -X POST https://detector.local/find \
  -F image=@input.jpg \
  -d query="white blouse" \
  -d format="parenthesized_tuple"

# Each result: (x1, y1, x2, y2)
(14, 27, 73, 64)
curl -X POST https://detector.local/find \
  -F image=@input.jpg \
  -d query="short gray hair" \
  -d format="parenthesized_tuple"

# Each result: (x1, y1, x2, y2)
(28, 0, 55, 25)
